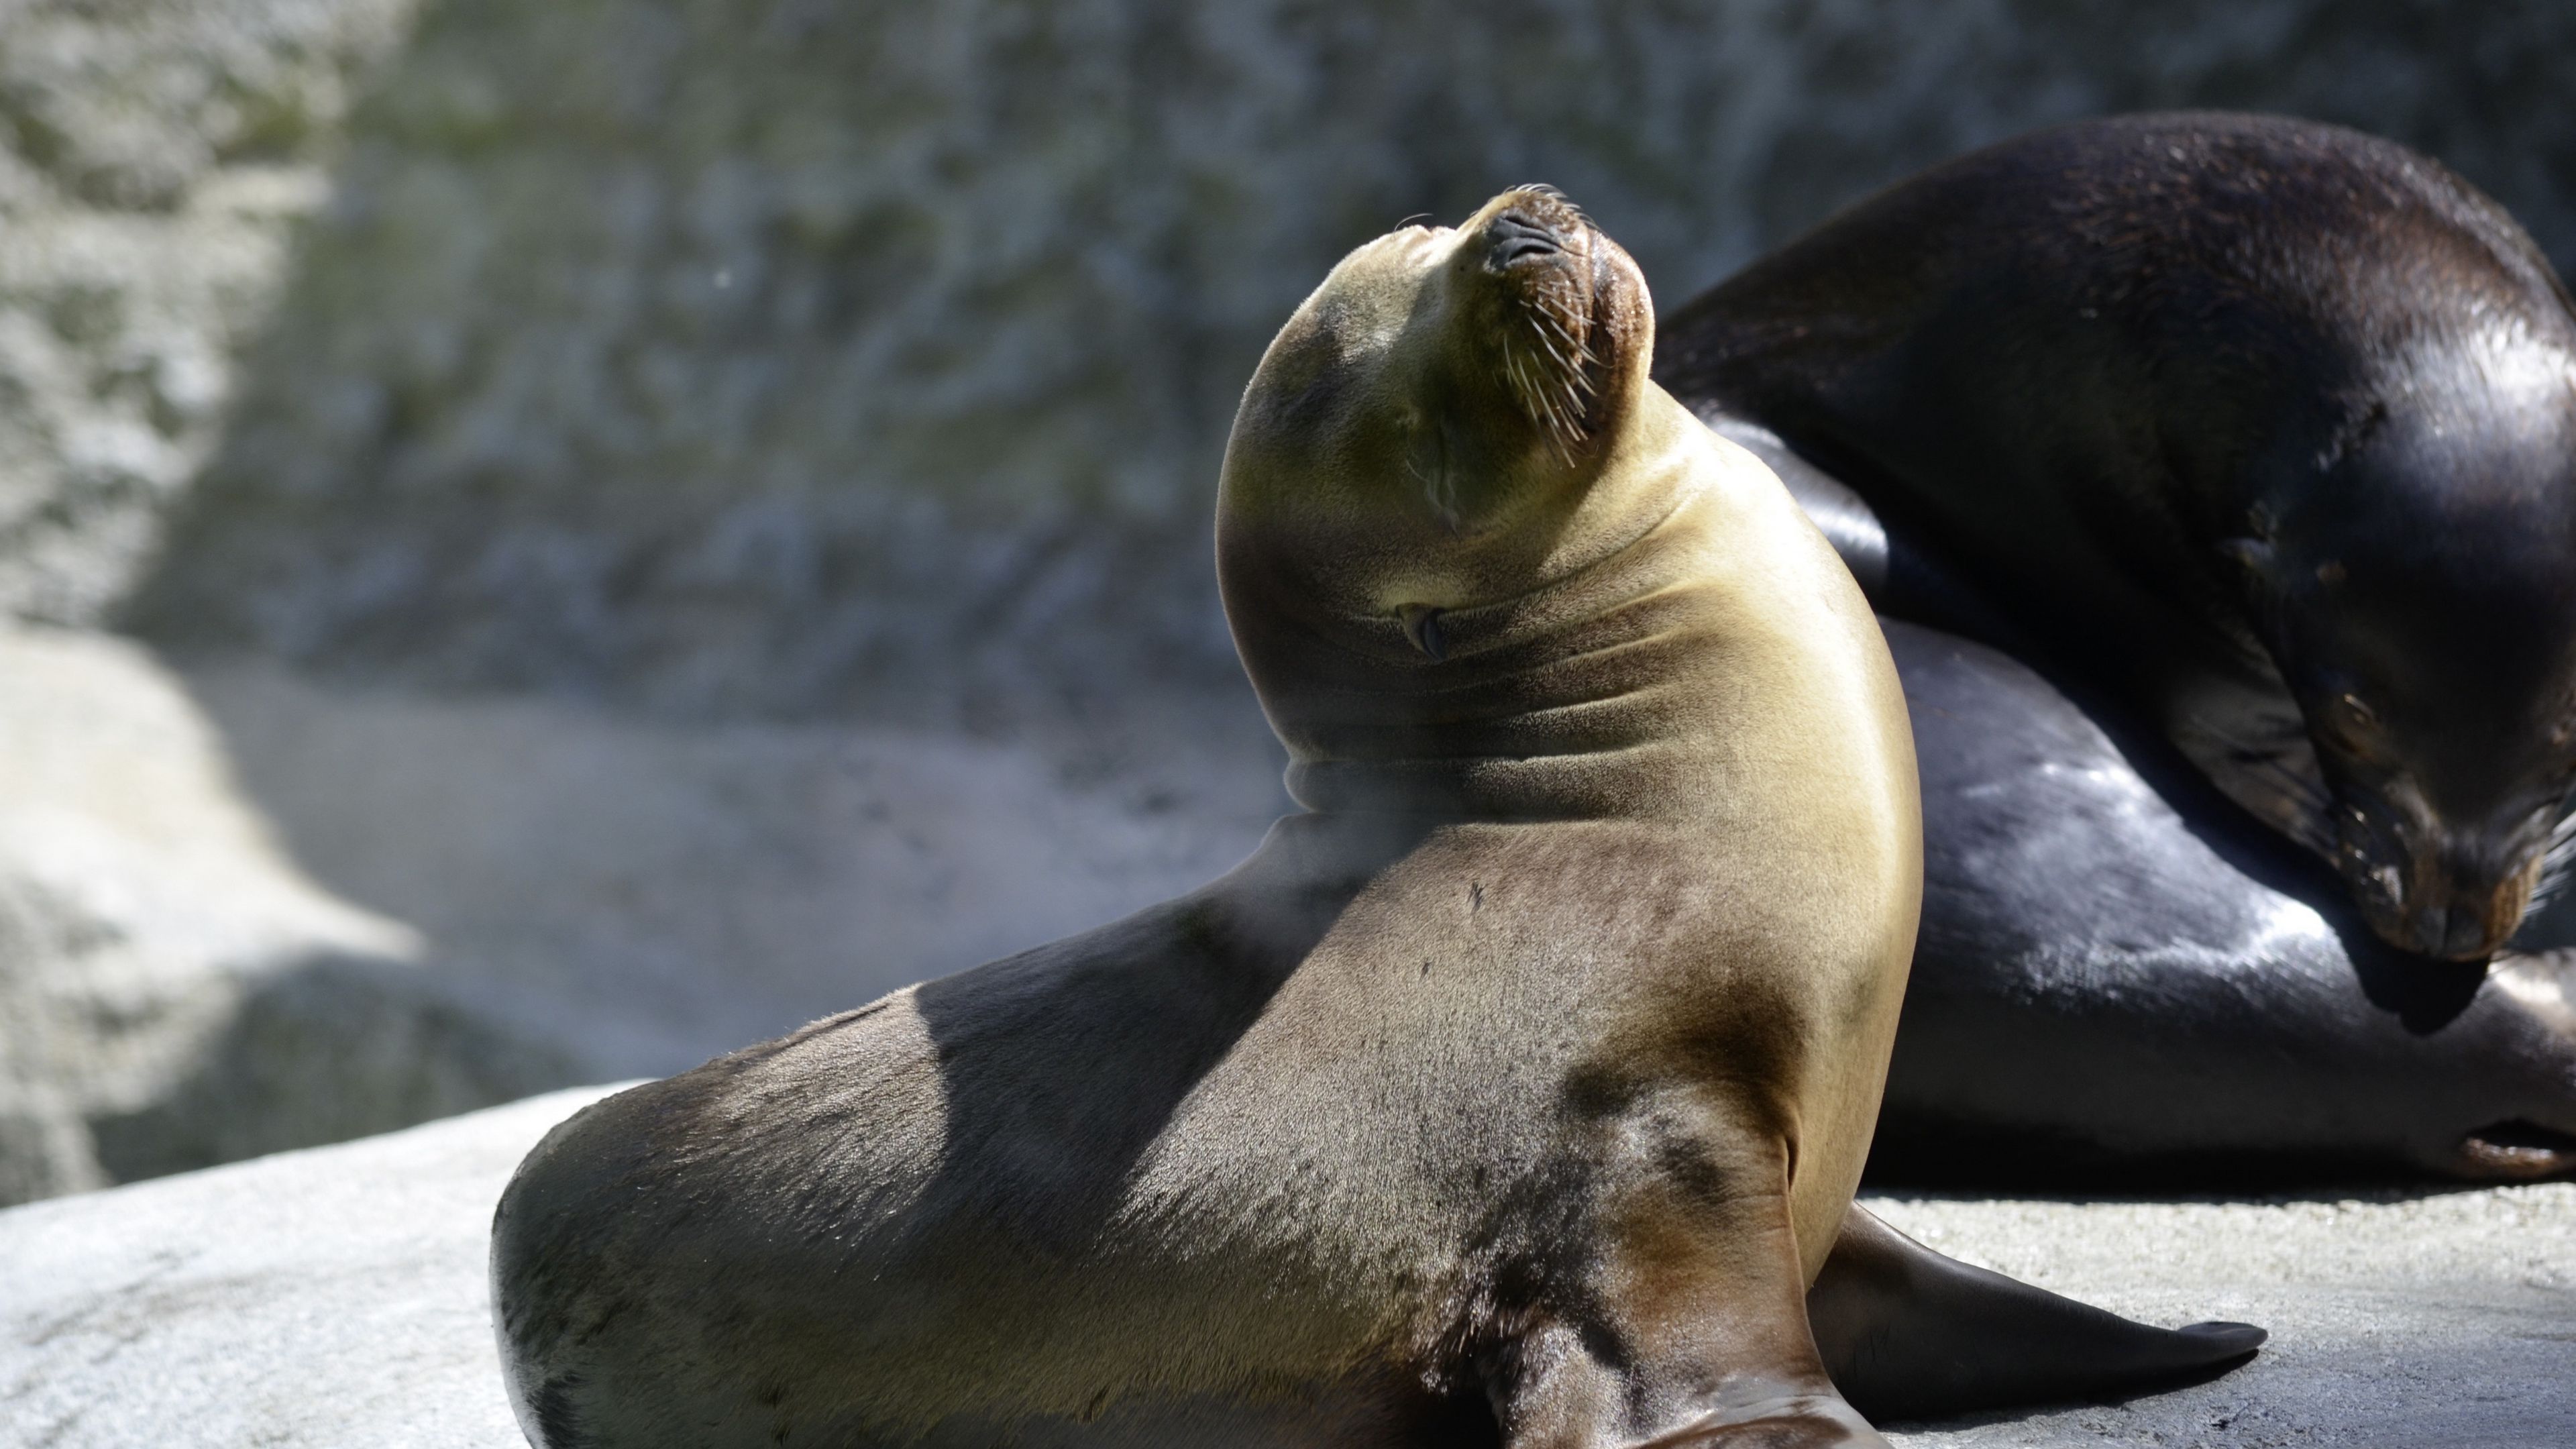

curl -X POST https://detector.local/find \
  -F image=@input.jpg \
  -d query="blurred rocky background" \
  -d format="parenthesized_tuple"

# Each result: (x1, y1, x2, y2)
(9, 0, 2576, 1204)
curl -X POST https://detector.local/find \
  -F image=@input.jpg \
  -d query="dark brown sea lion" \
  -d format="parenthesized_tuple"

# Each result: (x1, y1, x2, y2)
(491, 189, 2257, 1449)
(1658, 111, 2576, 963)
(1868, 614, 2576, 1185)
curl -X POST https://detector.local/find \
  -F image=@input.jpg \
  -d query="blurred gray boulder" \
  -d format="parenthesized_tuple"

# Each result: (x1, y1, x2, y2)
(0, 623, 572, 1205)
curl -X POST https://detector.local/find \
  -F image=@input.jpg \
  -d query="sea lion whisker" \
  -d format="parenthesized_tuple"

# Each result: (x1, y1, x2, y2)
(1530, 324, 1574, 376)
(1534, 382, 1580, 458)
(1536, 310, 1601, 405)
(1511, 326, 1559, 405)
(1521, 313, 1560, 381)
(1525, 366, 1561, 433)
(1507, 355, 1566, 448)
(1501, 338, 1532, 407)
(1521, 329, 1574, 432)
(1550, 396, 1585, 448)
(1544, 395, 1582, 449)
(1541, 311, 1590, 366)
(1543, 307, 1591, 360)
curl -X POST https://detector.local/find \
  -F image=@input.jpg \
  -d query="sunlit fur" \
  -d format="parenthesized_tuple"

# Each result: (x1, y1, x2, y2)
(491, 191, 1921, 1449)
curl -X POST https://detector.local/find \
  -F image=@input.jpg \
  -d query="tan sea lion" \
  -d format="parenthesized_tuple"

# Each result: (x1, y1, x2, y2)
(492, 189, 2259, 1448)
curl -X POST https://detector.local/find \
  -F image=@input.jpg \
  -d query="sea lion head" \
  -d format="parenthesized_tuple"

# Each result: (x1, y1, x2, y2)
(1216, 186, 1662, 753)
(1219, 184, 1653, 557)
(2231, 323, 2576, 961)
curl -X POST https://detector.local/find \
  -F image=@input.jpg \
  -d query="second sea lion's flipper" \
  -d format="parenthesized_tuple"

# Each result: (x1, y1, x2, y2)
(1807, 1204, 2265, 1421)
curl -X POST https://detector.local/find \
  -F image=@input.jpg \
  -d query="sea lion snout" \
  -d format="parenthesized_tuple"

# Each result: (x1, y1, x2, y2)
(1482, 206, 1566, 267)
(2335, 795, 2553, 959)
(1218, 187, 1654, 605)
(1449, 185, 1641, 468)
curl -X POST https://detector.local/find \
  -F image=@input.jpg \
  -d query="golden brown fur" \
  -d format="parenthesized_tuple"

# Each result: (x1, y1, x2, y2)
(492, 189, 1920, 1448)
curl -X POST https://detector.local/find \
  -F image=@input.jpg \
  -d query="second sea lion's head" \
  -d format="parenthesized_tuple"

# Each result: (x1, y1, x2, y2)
(2227, 320, 2576, 962)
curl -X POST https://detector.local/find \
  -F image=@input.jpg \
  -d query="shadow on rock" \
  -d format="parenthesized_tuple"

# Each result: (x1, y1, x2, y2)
(82, 948, 586, 1185)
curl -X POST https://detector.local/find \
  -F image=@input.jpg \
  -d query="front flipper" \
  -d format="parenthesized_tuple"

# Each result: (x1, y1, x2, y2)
(1807, 1205, 2264, 1421)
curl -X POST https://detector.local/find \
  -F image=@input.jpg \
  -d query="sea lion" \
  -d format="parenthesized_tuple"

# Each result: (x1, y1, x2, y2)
(1870, 616, 2576, 1184)
(491, 190, 2257, 1449)
(1658, 111, 2576, 963)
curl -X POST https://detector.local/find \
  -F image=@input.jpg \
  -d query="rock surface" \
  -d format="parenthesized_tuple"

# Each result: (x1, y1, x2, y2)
(0, 0, 423, 626)
(121, 0, 2576, 722)
(175, 652, 1283, 1078)
(4, 1085, 2570, 1448)
(0, 621, 1281, 1207)
(0, 624, 571, 1205)
(0, 1085, 611, 1449)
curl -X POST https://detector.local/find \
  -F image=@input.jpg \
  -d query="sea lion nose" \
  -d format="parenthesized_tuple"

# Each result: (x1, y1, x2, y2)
(2377, 824, 2540, 961)
(2444, 907, 2499, 958)
(2408, 904, 2494, 959)
(1487, 211, 1562, 268)
(2400, 850, 2526, 959)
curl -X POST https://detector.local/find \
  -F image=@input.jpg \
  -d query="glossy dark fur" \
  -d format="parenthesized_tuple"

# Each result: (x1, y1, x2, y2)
(1661, 112, 2576, 964)
(1874, 617, 2576, 1184)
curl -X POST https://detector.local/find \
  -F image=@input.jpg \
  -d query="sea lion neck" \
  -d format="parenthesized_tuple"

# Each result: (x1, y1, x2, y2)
(1224, 390, 1817, 824)
(1214, 188, 1884, 828)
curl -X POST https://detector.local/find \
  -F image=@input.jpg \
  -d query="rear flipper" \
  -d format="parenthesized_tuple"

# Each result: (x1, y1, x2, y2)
(1808, 1205, 2265, 1421)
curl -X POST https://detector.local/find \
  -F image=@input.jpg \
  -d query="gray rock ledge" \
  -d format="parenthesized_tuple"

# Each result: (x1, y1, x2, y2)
(3, 1085, 2570, 1447)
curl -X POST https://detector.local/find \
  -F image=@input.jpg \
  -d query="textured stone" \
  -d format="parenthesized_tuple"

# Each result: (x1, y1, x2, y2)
(0, 0, 422, 625)
(172, 653, 1284, 1081)
(0, 618, 1281, 1204)
(117, 0, 2576, 723)
(3, 1087, 2570, 1447)
(0, 623, 573, 1205)
(0, 1085, 619, 1448)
